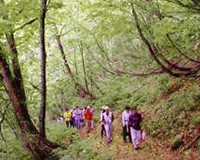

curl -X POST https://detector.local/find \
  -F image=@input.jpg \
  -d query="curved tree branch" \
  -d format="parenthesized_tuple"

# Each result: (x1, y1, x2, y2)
(174, 0, 200, 12)
(114, 68, 164, 77)
(131, 3, 180, 77)
(159, 54, 193, 71)
(166, 34, 200, 63)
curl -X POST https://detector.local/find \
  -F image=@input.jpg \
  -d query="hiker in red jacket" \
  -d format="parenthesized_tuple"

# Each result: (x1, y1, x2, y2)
(84, 106, 93, 133)
(129, 108, 142, 149)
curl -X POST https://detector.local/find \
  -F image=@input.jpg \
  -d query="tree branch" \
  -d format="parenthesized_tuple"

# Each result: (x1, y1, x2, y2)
(30, 82, 40, 92)
(114, 68, 164, 77)
(175, 0, 200, 12)
(131, 3, 180, 77)
(14, 18, 37, 32)
(93, 34, 118, 71)
(166, 34, 200, 63)
(57, 35, 73, 76)
(79, 41, 89, 93)
(160, 55, 193, 71)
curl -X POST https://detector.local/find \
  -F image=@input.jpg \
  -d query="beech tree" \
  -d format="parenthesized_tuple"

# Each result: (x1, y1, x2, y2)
(0, 0, 58, 159)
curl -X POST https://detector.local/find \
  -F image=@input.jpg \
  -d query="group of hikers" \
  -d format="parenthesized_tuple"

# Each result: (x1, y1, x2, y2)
(60, 105, 95, 133)
(60, 104, 144, 149)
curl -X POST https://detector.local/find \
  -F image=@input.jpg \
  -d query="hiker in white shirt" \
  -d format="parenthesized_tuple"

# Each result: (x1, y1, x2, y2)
(102, 106, 114, 143)
(121, 106, 132, 143)
(100, 106, 106, 137)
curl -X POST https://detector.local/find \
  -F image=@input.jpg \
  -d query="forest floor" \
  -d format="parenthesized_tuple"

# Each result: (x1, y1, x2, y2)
(59, 114, 200, 160)
(89, 116, 200, 160)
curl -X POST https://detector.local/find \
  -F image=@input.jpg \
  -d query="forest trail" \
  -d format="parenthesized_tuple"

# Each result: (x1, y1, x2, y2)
(74, 114, 200, 160)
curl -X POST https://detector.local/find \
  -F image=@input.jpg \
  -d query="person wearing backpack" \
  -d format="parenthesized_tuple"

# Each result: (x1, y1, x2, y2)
(129, 108, 142, 149)
(102, 105, 114, 143)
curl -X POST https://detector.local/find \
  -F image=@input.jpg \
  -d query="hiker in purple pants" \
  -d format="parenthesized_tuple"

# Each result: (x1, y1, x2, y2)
(129, 108, 142, 149)
(73, 106, 82, 129)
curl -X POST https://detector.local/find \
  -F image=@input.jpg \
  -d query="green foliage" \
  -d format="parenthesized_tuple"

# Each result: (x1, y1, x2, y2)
(171, 135, 182, 149)
(192, 113, 200, 126)
(0, 131, 30, 160)
(144, 80, 200, 138)
(1, 0, 200, 158)
(197, 139, 200, 152)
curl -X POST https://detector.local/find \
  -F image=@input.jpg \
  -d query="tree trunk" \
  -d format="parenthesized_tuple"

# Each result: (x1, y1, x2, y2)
(57, 35, 95, 99)
(39, 0, 47, 139)
(0, 48, 58, 159)
(80, 41, 89, 93)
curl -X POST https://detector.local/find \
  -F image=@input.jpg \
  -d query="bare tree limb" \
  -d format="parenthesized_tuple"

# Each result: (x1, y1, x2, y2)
(14, 18, 37, 32)
(30, 82, 40, 92)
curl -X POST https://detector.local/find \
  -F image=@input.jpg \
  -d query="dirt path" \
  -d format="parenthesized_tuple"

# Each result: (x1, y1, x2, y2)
(87, 115, 200, 160)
